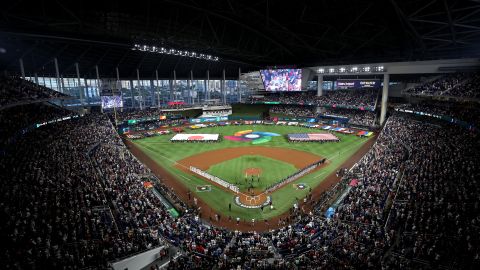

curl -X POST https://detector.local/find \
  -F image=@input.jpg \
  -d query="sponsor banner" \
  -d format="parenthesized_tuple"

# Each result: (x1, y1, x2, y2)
(190, 116, 228, 123)
(171, 133, 219, 141)
(168, 101, 186, 106)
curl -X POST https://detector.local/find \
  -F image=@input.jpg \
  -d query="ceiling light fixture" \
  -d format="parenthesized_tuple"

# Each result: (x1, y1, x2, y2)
(132, 44, 220, 61)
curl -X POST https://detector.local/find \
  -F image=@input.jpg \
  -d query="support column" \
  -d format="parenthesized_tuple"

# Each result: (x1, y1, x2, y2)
(75, 62, 84, 106)
(60, 75, 65, 97)
(136, 68, 143, 110)
(130, 79, 134, 108)
(34, 72, 39, 85)
(172, 69, 176, 102)
(190, 70, 194, 105)
(19, 58, 25, 80)
(222, 68, 226, 104)
(84, 78, 89, 103)
(380, 73, 389, 125)
(238, 67, 242, 103)
(206, 70, 210, 101)
(54, 58, 61, 93)
(317, 74, 323, 96)
(150, 79, 155, 107)
(155, 70, 160, 107)
(116, 67, 123, 111)
(95, 65, 100, 97)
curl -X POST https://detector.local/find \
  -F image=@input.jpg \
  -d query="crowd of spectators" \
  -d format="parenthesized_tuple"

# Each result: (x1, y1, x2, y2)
(1, 96, 478, 269)
(395, 103, 480, 127)
(405, 72, 480, 98)
(0, 76, 67, 107)
(0, 102, 74, 146)
(250, 88, 379, 109)
(446, 72, 480, 98)
(269, 105, 376, 126)
(269, 105, 316, 117)
(322, 108, 376, 126)
(383, 116, 479, 269)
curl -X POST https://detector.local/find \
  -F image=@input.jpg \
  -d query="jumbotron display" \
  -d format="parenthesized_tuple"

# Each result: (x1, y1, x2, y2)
(260, 69, 302, 91)
(101, 95, 123, 109)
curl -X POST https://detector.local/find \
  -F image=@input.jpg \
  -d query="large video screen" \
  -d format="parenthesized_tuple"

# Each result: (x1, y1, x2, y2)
(260, 69, 302, 91)
(101, 95, 123, 109)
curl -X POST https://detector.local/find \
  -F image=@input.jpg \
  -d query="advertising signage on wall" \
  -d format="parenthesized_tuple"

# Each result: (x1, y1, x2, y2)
(336, 79, 380, 89)
(126, 114, 182, 125)
(190, 116, 228, 123)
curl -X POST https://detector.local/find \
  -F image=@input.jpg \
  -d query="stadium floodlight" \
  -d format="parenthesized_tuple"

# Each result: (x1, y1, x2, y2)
(374, 66, 384, 72)
(329, 68, 335, 73)
(363, 66, 371, 72)
(351, 67, 358, 72)
(132, 44, 219, 61)
(318, 68, 325, 74)
(339, 67, 346, 73)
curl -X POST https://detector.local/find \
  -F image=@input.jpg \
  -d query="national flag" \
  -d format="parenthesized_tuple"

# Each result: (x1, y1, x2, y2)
(287, 133, 339, 141)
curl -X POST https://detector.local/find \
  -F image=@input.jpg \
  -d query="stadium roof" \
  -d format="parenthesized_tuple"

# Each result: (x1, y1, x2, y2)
(1, 0, 480, 78)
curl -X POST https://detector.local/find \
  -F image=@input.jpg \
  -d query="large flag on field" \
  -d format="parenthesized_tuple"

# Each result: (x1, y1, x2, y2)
(288, 133, 339, 142)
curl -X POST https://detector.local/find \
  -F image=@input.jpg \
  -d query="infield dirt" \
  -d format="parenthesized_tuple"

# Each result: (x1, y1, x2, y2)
(175, 146, 324, 171)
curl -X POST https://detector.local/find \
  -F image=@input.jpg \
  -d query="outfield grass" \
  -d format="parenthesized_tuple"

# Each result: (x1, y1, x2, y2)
(207, 155, 298, 192)
(132, 125, 371, 221)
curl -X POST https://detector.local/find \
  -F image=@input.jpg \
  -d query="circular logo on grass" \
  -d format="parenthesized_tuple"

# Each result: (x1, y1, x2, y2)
(224, 130, 280, 144)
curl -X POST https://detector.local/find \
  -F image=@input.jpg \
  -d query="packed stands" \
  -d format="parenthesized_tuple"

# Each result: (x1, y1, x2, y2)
(0, 76, 67, 107)
(0, 90, 478, 269)
(0, 102, 74, 146)
(384, 114, 480, 269)
(395, 103, 480, 127)
(322, 108, 376, 126)
(269, 105, 376, 126)
(405, 72, 480, 98)
(250, 88, 379, 109)
(269, 105, 316, 117)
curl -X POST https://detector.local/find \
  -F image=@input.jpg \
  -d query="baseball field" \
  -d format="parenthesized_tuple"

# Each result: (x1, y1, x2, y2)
(129, 124, 372, 225)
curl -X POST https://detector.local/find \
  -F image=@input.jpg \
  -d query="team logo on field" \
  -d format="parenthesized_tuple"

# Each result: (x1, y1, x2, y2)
(224, 130, 280, 144)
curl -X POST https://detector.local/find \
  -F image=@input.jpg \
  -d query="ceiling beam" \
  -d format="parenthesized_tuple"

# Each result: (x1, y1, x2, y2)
(443, 0, 456, 44)
(162, 0, 295, 57)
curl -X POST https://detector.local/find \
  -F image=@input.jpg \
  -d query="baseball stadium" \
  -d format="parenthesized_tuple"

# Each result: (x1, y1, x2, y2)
(1, 1, 479, 269)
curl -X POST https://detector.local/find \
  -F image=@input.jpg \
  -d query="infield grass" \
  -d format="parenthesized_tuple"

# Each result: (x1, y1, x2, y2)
(131, 124, 372, 222)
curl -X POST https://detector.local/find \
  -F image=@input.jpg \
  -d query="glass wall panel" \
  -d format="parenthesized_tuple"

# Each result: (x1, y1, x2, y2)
(225, 80, 238, 103)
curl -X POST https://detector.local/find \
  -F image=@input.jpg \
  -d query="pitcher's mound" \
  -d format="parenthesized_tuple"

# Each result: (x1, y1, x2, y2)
(245, 167, 262, 176)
